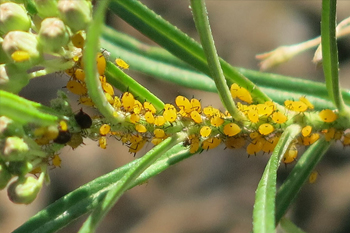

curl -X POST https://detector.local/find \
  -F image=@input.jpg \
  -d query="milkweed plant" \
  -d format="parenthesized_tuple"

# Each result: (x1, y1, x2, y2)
(0, 0, 350, 232)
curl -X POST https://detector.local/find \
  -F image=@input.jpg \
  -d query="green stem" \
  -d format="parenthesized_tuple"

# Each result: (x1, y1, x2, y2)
(190, 0, 244, 120)
(84, 0, 118, 122)
(321, 0, 348, 114)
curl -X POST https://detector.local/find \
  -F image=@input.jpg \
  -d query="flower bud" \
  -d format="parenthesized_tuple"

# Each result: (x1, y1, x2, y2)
(0, 2, 31, 36)
(0, 63, 29, 93)
(2, 136, 29, 161)
(7, 176, 43, 204)
(38, 17, 69, 53)
(2, 31, 42, 68)
(33, 0, 59, 18)
(58, 0, 91, 33)
(0, 116, 25, 137)
(0, 162, 12, 190)
(8, 161, 33, 176)
(0, 40, 11, 64)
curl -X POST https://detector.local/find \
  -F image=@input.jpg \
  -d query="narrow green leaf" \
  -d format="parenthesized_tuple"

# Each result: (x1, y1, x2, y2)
(275, 138, 330, 223)
(0, 90, 58, 126)
(105, 62, 164, 111)
(14, 143, 193, 233)
(190, 0, 243, 120)
(321, 0, 348, 114)
(253, 124, 301, 233)
(279, 218, 306, 233)
(108, 0, 271, 103)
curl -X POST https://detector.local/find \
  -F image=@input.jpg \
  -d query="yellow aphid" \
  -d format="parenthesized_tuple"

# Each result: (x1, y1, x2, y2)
(99, 136, 107, 149)
(302, 133, 320, 146)
(225, 137, 245, 149)
(130, 113, 140, 124)
(121, 92, 135, 112)
(151, 137, 163, 145)
(284, 100, 294, 110)
(99, 124, 111, 136)
(324, 127, 336, 141)
(230, 83, 253, 104)
(66, 80, 87, 95)
(34, 127, 46, 137)
(257, 103, 274, 117)
(262, 136, 279, 153)
(113, 96, 122, 109)
(189, 135, 200, 154)
(342, 133, 350, 146)
(144, 111, 155, 124)
(144, 102, 156, 114)
(190, 111, 202, 124)
(301, 126, 312, 137)
(135, 124, 147, 133)
(291, 101, 308, 112)
(115, 58, 129, 69)
(99, 75, 106, 85)
(71, 31, 85, 48)
(79, 96, 94, 107)
(66, 67, 75, 77)
(129, 139, 147, 155)
(105, 93, 114, 105)
(258, 123, 274, 136)
(271, 111, 288, 124)
(96, 52, 106, 75)
(67, 133, 84, 150)
(200, 126, 212, 138)
(59, 120, 68, 131)
(30, 167, 42, 175)
(210, 114, 224, 127)
(319, 109, 338, 123)
(202, 137, 221, 150)
(11, 50, 30, 62)
(247, 109, 259, 123)
(223, 123, 241, 137)
(264, 101, 276, 112)
(309, 171, 319, 184)
(154, 116, 166, 126)
(246, 140, 263, 156)
(282, 144, 298, 164)
(44, 125, 59, 140)
(203, 106, 219, 118)
(163, 109, 177, 123)
(334, 130, 343, 140)
(250, 131, 260, 139)
(237, 102, 249, 113)
(164, 103, 176, 111)
(133, 100, 143, 114)
(102, 82, 115, 96)
(299, 96, 314, 110)
(35, 137, 50, 145)
(175, 96, 192, 113)
(190, 98, 201, 112)
(74, 68, 85, 82)
(52, 155, 62, 168)
(154, 129, 166, 138)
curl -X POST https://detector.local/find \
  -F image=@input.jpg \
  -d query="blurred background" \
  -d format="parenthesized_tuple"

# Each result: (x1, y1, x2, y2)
(1, 1, 350, 232)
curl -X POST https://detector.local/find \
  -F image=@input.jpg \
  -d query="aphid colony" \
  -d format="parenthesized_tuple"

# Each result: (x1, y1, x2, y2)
(60, 51, 349, 164)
